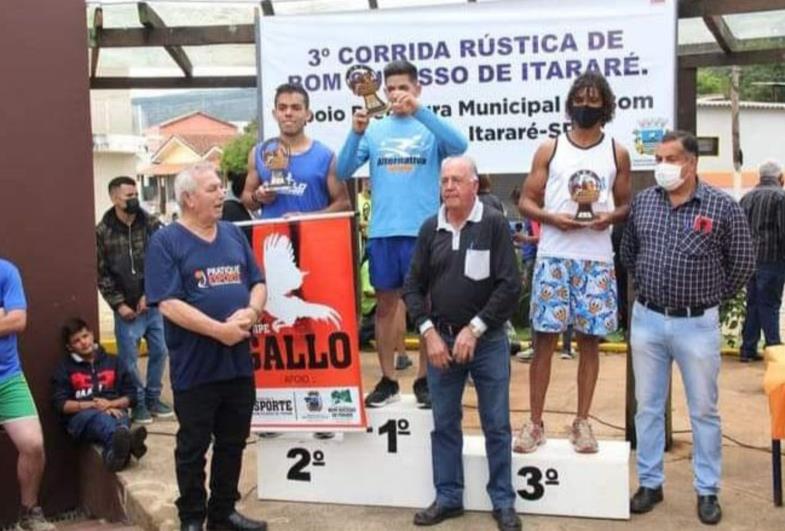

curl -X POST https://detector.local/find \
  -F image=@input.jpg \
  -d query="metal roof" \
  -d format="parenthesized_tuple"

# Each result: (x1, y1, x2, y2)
(85, 0, 785, 89)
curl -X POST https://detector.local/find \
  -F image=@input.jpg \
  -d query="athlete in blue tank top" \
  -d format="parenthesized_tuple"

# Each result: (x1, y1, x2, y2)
(245, 83, 351, 219)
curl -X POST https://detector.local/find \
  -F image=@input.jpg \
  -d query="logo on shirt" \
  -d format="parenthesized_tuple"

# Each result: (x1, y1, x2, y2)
(377, 135, 428, 172)
(194, 265, 242, 288)
(263, 233, 341, 332)
(276, 182, 308, 197)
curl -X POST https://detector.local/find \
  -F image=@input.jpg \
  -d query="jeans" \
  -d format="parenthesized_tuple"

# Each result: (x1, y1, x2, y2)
(114, 306, 168, 405)
(427, 328, 515, 510)
(173, 377, 255, 524)
(741, 262, 785, 358)
(66, 409, 131, 453)
(630, 301, 722, 495)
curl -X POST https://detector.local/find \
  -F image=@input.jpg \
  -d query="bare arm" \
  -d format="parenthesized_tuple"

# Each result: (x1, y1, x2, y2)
(519, 140, 584, 231)
(321, 157, 352, 213)
(610, 142, 632, 223)
(589, 142, 632, 231)
(0, 308, 26, 336)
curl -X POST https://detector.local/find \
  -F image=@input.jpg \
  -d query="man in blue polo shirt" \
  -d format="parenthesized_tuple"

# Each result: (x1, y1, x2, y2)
(245, 83, 350, 219)
(337, 59, 468, 408)
(0, 258, 54, 530)
(146, 163, 267, 531)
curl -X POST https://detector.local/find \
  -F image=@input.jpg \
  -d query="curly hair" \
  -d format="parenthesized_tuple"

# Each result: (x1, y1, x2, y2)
(565, 72, 616, 126)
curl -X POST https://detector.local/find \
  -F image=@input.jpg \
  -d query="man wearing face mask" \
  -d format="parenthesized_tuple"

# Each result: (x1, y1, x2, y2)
(621, 130, 754, 524)
(516, 72, 631, 455)
(97, 176, 172, 424)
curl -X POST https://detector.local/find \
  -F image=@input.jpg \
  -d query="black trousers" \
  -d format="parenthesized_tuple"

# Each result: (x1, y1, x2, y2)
(173, 377, 255, 524)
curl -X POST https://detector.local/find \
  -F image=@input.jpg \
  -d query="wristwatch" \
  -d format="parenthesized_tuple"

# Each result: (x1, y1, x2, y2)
(468, 322, 483, 339)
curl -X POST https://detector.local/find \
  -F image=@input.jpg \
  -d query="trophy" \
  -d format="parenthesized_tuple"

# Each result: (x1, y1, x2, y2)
(568, 170, 601, 222)
(346, 65, 389, 116)
(259, 137, 293, 192)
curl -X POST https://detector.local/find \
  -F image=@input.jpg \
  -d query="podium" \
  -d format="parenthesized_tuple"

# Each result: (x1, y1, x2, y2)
(258, 395, 630, 519)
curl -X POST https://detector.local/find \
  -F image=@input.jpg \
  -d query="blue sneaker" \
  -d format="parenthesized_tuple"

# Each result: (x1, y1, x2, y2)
(132, 403, 153, 424)
(147, 399, 174, 418)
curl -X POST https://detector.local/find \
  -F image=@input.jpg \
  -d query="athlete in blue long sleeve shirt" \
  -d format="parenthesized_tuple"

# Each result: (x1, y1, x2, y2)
(336, 60, 468, 409)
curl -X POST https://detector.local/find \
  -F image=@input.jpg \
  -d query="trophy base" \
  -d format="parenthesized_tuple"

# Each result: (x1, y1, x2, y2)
(574, 208, 596, 222)
(366, 102, 389, 117)
(264, 182, 296, 193)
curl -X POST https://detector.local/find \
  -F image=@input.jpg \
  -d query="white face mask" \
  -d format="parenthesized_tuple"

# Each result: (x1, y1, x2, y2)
(654, 162, 685, 191)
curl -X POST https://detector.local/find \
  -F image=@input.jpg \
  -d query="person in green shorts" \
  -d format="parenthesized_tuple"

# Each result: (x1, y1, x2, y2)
(0, 258, 54, 530)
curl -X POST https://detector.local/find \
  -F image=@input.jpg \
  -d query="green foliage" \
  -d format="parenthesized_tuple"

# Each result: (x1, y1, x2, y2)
(220, 120, 258, 175)
(697, 69, 728, 96)
(720, 288, 747, 348)
(697, 64, 785, 102)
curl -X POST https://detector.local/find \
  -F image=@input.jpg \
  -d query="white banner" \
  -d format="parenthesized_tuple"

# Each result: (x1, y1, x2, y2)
(259, 0, 676, 172)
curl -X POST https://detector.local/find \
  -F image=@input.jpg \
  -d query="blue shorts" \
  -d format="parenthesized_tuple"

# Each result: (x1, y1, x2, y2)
(530, 257, 618, 337)
(367, 236, 417, 291)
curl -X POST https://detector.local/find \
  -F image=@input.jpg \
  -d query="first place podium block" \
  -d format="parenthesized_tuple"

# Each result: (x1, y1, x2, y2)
(258, 395, 630, 519)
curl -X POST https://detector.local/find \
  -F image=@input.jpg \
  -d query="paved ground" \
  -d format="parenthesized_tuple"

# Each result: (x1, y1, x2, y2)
(115, 348, 784, 530)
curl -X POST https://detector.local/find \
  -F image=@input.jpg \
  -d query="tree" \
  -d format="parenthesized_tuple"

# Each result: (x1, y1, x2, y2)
(697, 64, 785, 102)
(220, 120, 258, 175)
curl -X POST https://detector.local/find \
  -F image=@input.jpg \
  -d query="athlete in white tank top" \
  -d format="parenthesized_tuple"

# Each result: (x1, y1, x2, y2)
(537, 132, 618, 263)
(514, 72, 632, 457)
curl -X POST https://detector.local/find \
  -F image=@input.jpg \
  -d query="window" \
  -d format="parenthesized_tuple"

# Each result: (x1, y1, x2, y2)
(697, 137, 719, 157)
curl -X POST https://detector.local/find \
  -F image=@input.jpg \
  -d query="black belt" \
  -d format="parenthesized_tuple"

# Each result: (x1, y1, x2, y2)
(637, 297, 708, 318)
(435, 321, 467, 336)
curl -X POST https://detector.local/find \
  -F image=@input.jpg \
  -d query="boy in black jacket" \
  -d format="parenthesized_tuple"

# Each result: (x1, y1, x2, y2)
(52, 317, 147, 471)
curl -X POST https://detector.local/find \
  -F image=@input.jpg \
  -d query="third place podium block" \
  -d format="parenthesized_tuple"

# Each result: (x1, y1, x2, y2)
(258, 395, 630, 519)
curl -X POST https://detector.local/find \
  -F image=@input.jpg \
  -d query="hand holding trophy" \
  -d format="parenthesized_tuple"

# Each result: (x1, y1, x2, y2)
(346, 65, 389, 117)
(259, 138, 294, 193)
(568, 169, 601, 222)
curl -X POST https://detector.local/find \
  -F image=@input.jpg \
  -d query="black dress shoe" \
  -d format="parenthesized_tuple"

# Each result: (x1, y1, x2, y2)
(181, 522, 203, 531)
(413, 501, 464, 526)
(697, 495, 722, 525)
(492, 507, 521, 531)
(630, 486, 663, 514)
(206, 510, 267, 531)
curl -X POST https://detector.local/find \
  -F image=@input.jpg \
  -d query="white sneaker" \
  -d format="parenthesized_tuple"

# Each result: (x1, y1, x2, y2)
(515, 347, 534, 362)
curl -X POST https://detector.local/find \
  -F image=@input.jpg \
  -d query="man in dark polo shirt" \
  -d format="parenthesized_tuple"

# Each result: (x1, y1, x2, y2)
(621, 131, 754, 525)
(403, 156, 521, 531)
(145, 163, 267, 531)
(739, 159, 785, 362)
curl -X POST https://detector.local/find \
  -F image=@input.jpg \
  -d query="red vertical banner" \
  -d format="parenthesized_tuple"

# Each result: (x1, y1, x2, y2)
(249, 213, 367, 431)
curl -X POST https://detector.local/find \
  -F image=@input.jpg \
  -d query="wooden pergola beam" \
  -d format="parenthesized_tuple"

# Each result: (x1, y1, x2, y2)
(702, 15, 737, 54)
(138, 2, 193, 78)
(679, 0, 785, 18)
(90, 76, 256, 90)
(90, 7, 102, 78)
(91, 25, 255, 48)
(679, 47, 785, 67)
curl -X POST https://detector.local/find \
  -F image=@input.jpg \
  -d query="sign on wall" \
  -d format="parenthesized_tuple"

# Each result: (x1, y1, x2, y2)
(258, 0, 677, 172)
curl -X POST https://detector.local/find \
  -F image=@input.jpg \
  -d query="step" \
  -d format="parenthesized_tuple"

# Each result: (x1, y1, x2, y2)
(258, 395, 629, 519)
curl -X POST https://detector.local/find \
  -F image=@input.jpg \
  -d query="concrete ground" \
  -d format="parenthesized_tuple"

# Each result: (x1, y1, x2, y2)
(115, 348, 784, 531)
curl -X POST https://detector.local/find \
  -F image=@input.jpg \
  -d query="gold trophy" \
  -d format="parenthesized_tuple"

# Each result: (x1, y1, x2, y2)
(346, 65, 389, 116)
(569, 170, 601, 222)
(259, 138, 293, 192)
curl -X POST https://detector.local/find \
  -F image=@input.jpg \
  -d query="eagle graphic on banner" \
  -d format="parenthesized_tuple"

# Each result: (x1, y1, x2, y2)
(262, 233, 342, 332)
